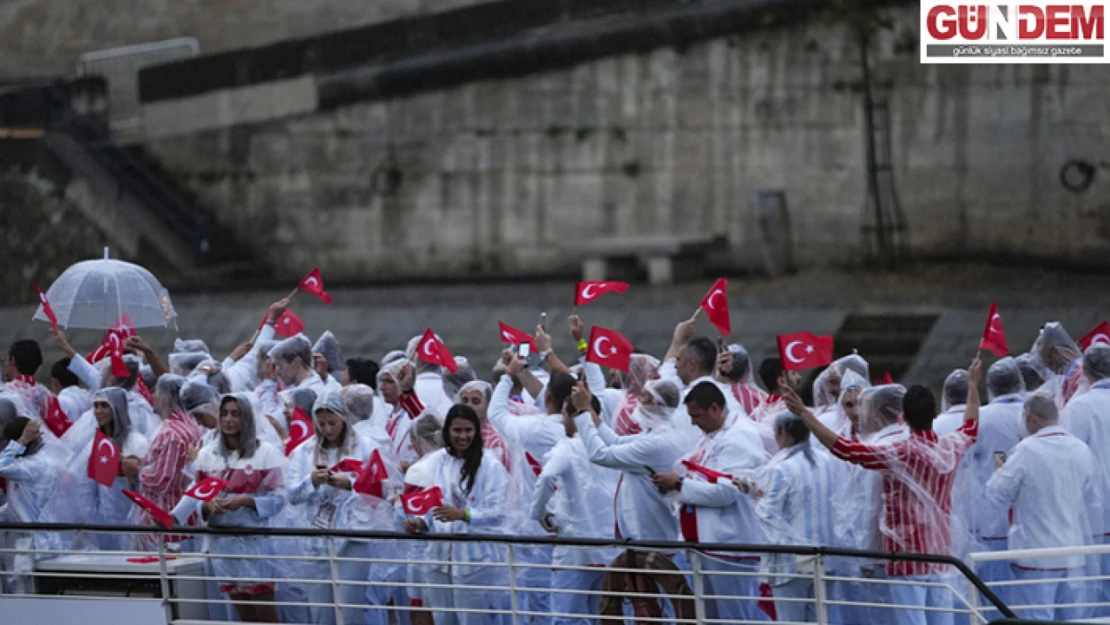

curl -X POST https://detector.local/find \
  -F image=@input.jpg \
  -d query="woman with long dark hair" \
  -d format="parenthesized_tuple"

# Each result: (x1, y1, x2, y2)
(403, 404, 511, 625)
(173, 393, 287, 623)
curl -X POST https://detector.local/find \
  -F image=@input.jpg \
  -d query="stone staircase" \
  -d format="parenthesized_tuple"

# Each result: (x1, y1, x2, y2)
(833, 313, 940, 384)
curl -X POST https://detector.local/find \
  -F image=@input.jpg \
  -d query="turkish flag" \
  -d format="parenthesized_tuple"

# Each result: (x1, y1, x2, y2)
(331, 458, 363, 474)
(112, 313, 136, 339)
(35, 284, 58, 331)
(585, 326, 634, 372)
(574, 281, 629, 306)
(88, 430, 121, 487)
(698, 278, 731, 336)
(108, 331, 130, 378)
(401, 486, 444, 515)
(121, 489, 174, 529)
(274, 310, 306, 338)
(298, 268, 333, 304)
(41, 395, 72, 438)
(1079, 321, 1110, 351)
(285, 406, 315, 456)
(353, 449, 388, 498)
(184, 477, 231, 502)
(525, 451, 543, 478)
(979, 303, 1009, 357)
(497, 321, 534, 347)
(776, 332, 834, 371)
(878, 371, 893, 385)
(681, 459, 733, 484)
(416, 329, 459, 373)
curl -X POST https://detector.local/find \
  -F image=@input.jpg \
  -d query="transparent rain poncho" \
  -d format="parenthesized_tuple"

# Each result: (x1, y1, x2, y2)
(174, 338, 210, 355)
(611, 354, 661, 436)
(442, 358, 476, 402)
(0, 418, 79, 592)
(269, 335, 313, 368)
(168, 352, 210, 377)
(833, 383, 979, 578)
(152, 373, 188, 418)
(181, 380, 220, 429)
(986, 356, 1026, 402)
(1014, 353, 1046, 395)
(172, 394, 287, 596)
(1031, 322, 1085, 408)
(312, 331, 345, 375)
(941, 369, 970, 413)
(822, 370, 870, 433)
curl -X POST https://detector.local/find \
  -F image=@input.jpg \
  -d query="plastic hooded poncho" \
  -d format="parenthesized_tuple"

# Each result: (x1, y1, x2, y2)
(278, 389, 402, 622)
(827, 377, 892, 577)
(269, 335, 324, 393)
(756, 411, 836, 586)
(69, 387, 150, 551)
(607, 354, 659, 436)
(312, 331, 345, 375)
(829, 383, 978, 578)
(172, 393, 287, 596)
(1031, 322, 1084, 408)
(722, 343, 768, 416)
(0, 419, 74, 592)
(376, 359, 420, 467)
(573, 378, 686, 542)
(1061, 344, 1110, 537)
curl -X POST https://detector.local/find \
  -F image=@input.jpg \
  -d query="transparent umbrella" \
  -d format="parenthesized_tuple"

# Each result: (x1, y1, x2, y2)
(32, 255, 178, 330)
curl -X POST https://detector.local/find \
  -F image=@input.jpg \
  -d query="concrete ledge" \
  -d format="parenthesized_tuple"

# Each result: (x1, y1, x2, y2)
(141, 76, 318, 140)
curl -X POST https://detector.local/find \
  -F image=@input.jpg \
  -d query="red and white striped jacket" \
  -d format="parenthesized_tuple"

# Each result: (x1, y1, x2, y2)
(831, 420, 978, 577)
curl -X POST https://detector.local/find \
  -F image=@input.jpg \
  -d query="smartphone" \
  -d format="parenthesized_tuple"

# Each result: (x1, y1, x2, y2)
(993, 452, 1007, 468)
(540, 312, 547, 331)
(718, 337, 728, 354)
(519, 342, 532, 359)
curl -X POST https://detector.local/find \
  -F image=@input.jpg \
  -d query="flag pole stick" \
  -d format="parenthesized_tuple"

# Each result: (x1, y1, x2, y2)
(690, 307, 702, 321)
(287, 287, 300, 302)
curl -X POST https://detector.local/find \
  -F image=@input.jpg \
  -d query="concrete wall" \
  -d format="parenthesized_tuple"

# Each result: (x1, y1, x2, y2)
(140, 6, 1110, 279)
(0, 0, 486, 77)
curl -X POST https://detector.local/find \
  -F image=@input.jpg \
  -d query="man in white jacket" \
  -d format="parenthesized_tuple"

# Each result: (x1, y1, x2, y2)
(652, 382, 769, 623)
(988, 393, 1101, 621)
(1062, 343, 1110, 612)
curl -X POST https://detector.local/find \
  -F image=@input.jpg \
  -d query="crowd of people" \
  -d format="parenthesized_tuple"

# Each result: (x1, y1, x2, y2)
(0, 296, 1107, 625)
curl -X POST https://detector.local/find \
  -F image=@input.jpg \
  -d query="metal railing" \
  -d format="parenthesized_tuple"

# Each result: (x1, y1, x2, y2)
(0, 522, 1014, 625)
(968, 542, 1110, 623)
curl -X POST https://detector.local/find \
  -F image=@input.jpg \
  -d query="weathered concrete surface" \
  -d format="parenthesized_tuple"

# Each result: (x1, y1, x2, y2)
(138, 5, 1110, 280)
(0, 0, 488, 78)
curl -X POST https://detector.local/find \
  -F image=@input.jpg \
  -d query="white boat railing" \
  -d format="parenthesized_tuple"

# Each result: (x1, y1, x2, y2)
(0, 522, 1015, 625)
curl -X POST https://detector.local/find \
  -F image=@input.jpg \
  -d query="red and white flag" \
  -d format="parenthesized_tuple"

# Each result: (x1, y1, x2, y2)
(497, 321, 534, 347)
(585, 326, 634, 372)
(979, 303, 1009, 357)
(112, 313, 136, 339)
(298, 268, 333, 304)
(107, 330, 130, 378)
(1079, 321, 1110, 351)
(88, 430, 121, 487)
(401, 486, 444, 515)
(35, 284, 58, 331)
(416, 329, 459, 373)
(284, 407, 314, 456)
(776, 332, 834, 371)
(41, 395, 72, 438)
(353, 449, 388, 499)
(274, 310, 306, 338)
(331, 459, 364, 475)
(121, 489, 174, 529)
(681, 460, 733, 484)
(574, 281, 629, 306)
(698, 278, 731, 336)
(184, 477, 231, 502)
